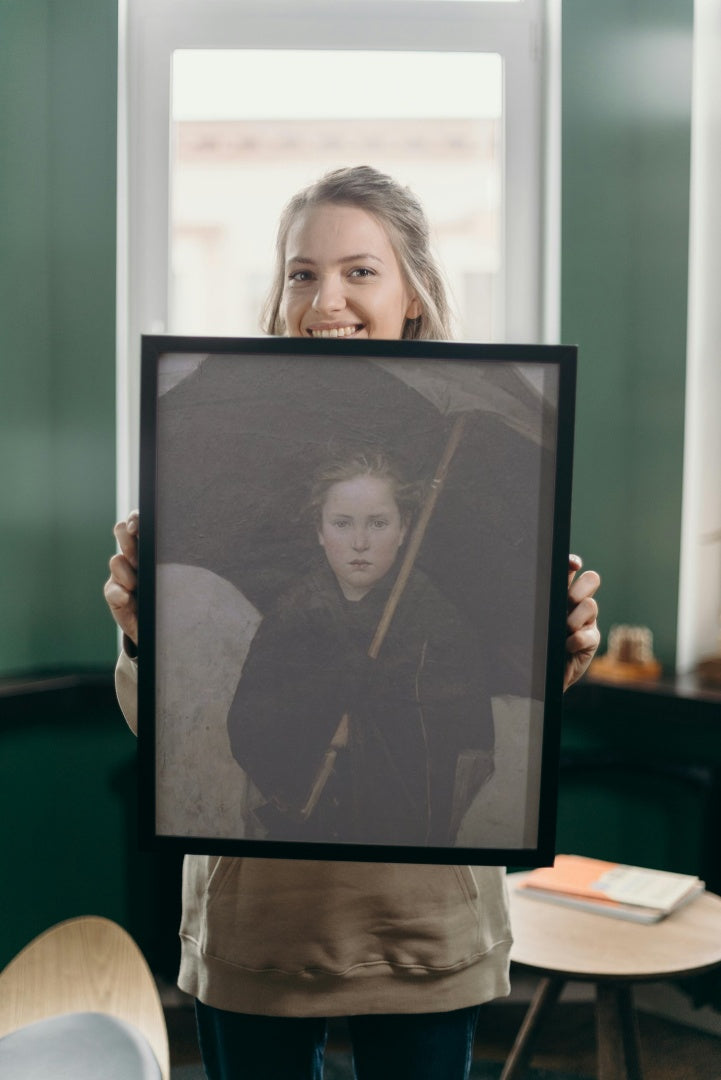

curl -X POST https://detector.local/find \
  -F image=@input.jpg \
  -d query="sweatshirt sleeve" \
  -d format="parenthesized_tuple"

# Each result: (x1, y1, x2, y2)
(115, 647, 139, 736)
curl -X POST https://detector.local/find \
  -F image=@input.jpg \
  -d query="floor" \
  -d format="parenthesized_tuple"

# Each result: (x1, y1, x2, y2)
(474, 999, 721, 1079)
(165, 981, 721, 1079)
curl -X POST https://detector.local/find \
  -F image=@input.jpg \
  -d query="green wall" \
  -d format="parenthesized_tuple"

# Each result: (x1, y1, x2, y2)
(0, 0, 118, 676)
(562, 0, 693, 669)
(0, 0, 134, 969)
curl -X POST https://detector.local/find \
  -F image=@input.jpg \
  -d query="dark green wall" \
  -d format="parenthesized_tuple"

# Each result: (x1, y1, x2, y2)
(0, 0, 118, 676)
(0, 0, 138, 969)
(0, 682, 183, 973)
(562, 0, 693, 669)
(558, 681, 721, 889)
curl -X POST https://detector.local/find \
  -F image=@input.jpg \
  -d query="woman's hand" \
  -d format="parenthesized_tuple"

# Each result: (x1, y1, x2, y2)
(103, 510, 139, 646)
(564, 554, 601, 691)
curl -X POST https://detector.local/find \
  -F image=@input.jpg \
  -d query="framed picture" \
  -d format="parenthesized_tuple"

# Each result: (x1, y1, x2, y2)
(137, 335, 576, 865)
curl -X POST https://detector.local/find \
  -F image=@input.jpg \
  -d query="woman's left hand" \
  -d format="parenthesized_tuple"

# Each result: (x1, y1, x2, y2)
(564, 554, 601, 691)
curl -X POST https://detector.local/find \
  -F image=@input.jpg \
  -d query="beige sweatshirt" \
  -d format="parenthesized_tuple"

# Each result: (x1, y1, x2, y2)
(116, 650, 512, 1016)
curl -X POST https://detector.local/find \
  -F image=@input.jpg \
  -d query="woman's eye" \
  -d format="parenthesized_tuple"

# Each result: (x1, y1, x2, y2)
(332, 519, 350, 529)
(288, 269, 313, 283)
(370, 519, 388, 529)
(349, 267, 375, 279)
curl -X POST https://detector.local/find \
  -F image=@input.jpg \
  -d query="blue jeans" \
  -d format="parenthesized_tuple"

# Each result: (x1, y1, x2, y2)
(195, 1000, 481, 1080)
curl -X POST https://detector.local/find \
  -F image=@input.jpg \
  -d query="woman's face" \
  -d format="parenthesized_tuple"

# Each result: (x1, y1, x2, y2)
(317, 475, 407, 601)
(281, 203, 421, 340)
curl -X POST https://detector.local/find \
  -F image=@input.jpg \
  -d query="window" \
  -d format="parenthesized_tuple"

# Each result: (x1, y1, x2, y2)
(118, 0, 557, 509)
(169, 49, 503, 342)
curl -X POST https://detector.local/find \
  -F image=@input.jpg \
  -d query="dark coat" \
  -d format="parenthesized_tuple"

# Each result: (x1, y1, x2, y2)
(227, 563, 494, 846)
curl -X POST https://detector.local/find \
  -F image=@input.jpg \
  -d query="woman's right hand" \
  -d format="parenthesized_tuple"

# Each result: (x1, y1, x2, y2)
(103, 510, 139, 646)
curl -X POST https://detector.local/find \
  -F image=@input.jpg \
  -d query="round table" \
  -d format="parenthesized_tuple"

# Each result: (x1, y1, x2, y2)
(502, 872, 721, 1080)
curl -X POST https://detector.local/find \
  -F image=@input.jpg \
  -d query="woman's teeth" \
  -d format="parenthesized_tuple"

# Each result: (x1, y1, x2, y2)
(310, 325, 360, 338)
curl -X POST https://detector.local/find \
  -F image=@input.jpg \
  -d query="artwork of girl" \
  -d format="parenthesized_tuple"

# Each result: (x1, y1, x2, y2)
(226, 446, 494, 847)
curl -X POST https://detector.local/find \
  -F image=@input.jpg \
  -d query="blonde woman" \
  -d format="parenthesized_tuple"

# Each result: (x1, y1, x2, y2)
(106, 166, 600, 1080)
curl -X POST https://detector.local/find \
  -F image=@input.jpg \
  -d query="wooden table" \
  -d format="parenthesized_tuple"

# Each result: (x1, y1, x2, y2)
(503, 873, 721, 1080)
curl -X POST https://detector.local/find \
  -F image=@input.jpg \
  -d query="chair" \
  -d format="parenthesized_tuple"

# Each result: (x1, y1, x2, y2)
(0, 915, 170, 1079)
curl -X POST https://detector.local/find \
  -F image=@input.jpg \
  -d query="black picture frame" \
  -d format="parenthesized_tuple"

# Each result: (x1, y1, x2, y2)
(138, 335, 576, 866)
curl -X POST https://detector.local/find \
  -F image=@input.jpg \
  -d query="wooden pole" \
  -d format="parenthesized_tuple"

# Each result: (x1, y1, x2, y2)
(368, 413, 468, 658)
(299, 714, 350, 820)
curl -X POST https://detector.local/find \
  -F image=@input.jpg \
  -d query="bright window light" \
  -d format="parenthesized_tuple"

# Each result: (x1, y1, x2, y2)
(172, 50, 502, 121)
(170, 50, 503, 341)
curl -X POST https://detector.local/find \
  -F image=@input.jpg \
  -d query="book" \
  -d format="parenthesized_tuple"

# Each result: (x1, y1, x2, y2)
(516, 854, 705, 924)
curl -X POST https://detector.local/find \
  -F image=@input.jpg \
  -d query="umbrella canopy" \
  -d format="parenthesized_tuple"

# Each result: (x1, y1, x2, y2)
(149, 341, 559, 698)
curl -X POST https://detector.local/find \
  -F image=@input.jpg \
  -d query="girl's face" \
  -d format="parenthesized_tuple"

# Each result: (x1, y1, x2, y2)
(317, 475, 407, 601)
(281, 203, 421, 340)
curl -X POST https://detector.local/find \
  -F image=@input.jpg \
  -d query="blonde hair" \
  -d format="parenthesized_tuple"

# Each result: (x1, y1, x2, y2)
(262, 166, 454, 341)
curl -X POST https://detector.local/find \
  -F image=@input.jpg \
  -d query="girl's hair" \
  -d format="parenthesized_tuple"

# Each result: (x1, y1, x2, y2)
(307, 446, 422, 528)
(262, 165, 454, 341)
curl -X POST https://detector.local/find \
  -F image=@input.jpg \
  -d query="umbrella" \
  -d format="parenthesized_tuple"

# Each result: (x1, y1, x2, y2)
(150, 340, 559, 699)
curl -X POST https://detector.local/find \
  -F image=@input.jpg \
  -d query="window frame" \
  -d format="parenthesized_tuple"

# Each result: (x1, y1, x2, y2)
(117, 0, 558, 510)
(676, 0, 721, 674)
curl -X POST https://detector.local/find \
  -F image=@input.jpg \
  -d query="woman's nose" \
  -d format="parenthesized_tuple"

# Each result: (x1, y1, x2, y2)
(312, 274, 345, 314)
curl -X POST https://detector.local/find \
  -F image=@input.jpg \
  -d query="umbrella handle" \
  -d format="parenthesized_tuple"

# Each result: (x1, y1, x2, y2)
(368, 414, 468, 660)
(299, 713, 350, 821)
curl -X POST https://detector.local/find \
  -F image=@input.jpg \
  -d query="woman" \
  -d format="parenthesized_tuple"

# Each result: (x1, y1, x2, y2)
(227, 447, 495, 847)
(105, 166, 601, 1080)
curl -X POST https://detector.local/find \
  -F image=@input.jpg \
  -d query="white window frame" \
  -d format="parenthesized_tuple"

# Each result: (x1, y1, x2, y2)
(676, 0, 721, 674)
(117, 0, 559, 512)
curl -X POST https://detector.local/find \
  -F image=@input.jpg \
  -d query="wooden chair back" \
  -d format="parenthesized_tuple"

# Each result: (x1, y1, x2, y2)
(0, 915, 169, 1080)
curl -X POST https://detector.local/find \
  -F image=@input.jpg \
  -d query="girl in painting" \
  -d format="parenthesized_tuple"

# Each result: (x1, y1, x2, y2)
(226, 447, 494, 847)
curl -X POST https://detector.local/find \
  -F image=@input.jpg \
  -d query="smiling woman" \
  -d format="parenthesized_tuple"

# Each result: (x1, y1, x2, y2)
(264, 166, 450, 341)
(281, 205, 421, 341)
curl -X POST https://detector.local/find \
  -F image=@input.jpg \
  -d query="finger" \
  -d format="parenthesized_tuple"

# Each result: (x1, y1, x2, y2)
(103, 579, 138, 642)
(566, 594, 599, 634)
(568, 568, 601, 607)
(567, 553, 583, 588)
(103, 577, 132, 612)
(108, 552, 137, 592)
(566, 623, 601, 657)
(113, 518, 139, 567)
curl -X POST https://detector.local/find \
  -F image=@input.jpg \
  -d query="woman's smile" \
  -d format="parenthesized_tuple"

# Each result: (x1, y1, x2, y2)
(307, 323, 364, 339)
